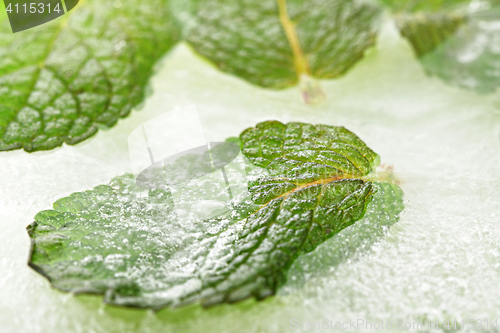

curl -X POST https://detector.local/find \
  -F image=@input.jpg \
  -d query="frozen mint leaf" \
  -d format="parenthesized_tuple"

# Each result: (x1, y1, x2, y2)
(0, 0, 179, 152)
(186, 0, 381, 93)
(419, 5, 500, 93)
(27, 121, 401, 309)
(379, 0, 468, 58)
(384, 0, 500, 93)
(395, 12, 466, 57)
(27, 174, 376, 308)
(285, 181, 404, 287)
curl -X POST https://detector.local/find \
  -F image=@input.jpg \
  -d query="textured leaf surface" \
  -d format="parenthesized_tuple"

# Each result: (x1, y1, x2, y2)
(285, 181, 404, 287)
(186, 0, 381, 89)
(240, 121, 380, 184)
(0, 0, 179, 152)
(27, 121, 403, 309)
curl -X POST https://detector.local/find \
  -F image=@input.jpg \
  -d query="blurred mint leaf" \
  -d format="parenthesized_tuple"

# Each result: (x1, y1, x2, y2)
(27, 121, 403, 309)
(0, 0, 179, 152)
(383, 0, 500, 93)
(186, 0, 381, 90)
(395, 12, 466, 57)
(379, 0, 469, 58)
(379, 0, 470, 13)
(419, 4, 500, 93)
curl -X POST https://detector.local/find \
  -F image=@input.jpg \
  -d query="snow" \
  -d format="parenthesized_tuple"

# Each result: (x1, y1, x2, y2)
(1, 20, 500, 332)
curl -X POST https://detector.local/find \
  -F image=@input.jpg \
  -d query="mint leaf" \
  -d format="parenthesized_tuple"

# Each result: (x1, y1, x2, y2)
(379, 0, 468, 58)
(379, 0, 470, 13)
(395, 12, 466, 57)
(27, 121, 403, 309)
(383, 0, 500, 93)
(419, 4, 500, 93)
(0, 0, 179, 152)
(286, 181, 404, 287)
(186, 0, 381, 89)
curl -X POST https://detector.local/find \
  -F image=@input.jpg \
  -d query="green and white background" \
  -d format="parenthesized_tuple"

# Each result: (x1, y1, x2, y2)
(1, 0, 500, 332)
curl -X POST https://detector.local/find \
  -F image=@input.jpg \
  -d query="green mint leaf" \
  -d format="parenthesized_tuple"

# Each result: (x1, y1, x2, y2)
(286, 181, 404, 287)
(395, 12, 466, 57)
(384, 0, 500, 93)
(418, 4, 500, 93)
(379, 0, 468, 58)
(27, 121, 402, 309)
(379, 0, 470, 13)
(186, 0, 381, 90)
(0, 0, 179, 152)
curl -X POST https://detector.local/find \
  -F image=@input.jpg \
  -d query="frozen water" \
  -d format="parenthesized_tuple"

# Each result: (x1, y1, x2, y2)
(1, 19, 500, 332)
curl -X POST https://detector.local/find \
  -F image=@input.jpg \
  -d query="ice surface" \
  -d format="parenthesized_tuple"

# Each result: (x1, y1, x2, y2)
(1, 19, 500, 332)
